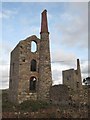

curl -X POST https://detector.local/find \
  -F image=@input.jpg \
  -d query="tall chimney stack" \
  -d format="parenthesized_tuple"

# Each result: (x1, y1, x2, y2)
(38, 10, 52, 101)
(40, 9, 49, 34)
(77, 59, 80, 73)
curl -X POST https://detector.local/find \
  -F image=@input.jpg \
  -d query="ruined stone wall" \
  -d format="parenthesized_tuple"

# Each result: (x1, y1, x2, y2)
(81, 85, 88, 105)
(62, 69, 76, 90)
(17, 35, 40, 103)
(62, 67, 85, 106)
(9, 10, 52, 103)
(9, 33, 52, 103)
(8, 35, 41, 103)
(8, 45, 19, 103)
(62, 59, 82, 91)
(50, 85, 69, 105)
(9, 32, 52, 103)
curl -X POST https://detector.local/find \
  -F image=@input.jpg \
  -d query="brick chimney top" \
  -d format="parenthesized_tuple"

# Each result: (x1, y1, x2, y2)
(40, 9, 49, 34)
(42, 9, 47, 13)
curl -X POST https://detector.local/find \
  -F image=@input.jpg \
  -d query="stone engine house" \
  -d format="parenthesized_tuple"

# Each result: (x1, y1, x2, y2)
(9, 10, 88, 108)
(9, 10, 52, 103)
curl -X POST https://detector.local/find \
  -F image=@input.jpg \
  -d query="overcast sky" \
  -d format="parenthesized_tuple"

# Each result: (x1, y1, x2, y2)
(0, 1, 88, 89)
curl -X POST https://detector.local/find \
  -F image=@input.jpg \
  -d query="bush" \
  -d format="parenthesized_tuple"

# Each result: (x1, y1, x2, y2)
(2, 90, 16, 112)
(18, 100, 51, 112)
(2, 90, 52, 112)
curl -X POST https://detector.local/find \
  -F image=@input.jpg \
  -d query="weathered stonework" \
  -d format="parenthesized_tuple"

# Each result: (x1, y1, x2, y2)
(50, 85, 69, 105)
(9, 10, 52, 103)
(62, 59, 82, 92)
(62, 59, 84, 104)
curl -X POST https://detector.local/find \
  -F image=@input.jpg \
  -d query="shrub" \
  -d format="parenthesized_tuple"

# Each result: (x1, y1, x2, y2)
(18, 100, 51, 112)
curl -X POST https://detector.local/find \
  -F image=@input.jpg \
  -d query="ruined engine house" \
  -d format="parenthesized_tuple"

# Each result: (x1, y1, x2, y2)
(9, 10, 83, 105)
(9, 10, 52, 103)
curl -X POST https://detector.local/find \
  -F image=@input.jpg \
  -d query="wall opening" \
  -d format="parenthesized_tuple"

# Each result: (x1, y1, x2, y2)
(31, 59, 37, 71)
(31, 41, 37, 52)
(29, 77, 37, 92)
(22, 57, 25, 62)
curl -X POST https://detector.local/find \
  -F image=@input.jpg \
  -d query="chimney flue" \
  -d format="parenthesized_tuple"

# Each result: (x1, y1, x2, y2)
(40, 9, 49, 34)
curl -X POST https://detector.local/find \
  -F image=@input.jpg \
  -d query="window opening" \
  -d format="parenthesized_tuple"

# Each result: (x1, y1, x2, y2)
(22, 58, 25, 62)
(20, 46, 23, 48)
(29, 77, 36, 92)
(31, 59, 37, 71)
(31, 41, 37, 52)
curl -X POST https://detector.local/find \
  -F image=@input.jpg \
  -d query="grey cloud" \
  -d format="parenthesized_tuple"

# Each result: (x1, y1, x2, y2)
(54, 2, 88, 49)
(0, 64, 9, 89)
(52, 69, 62, 85)
(2, 9, 17, 19)
(1, 43, 12, 54)
(51, 49, 76, 67)
(0, 81, 9, 90)
(81, 61, 88, 75)
(81, 67, 88, 74)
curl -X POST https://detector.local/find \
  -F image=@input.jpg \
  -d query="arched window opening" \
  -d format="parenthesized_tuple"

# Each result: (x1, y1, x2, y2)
(29, 77, 37, 92)
(31, 59, 37, 71)
(31, 41, 37, 52)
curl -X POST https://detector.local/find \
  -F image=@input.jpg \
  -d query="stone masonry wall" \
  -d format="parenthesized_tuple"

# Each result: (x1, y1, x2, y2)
(8, 45, 19, 103)
(62, 69, 75, 90)
(38, 33, 52, 101)
(18, 35, 40, 103)
(50, 85, 69, 105)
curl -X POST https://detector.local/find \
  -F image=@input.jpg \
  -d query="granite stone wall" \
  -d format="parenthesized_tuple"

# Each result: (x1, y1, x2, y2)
(8, 45, 19, 103)
(50, 85, 69, 105)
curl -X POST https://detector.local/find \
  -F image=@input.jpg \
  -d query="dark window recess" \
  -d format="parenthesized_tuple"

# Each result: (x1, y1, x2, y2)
(31, 59, 37, 71)
(30, 77, 36, 91)
(77, 82, 79, 88)
(22, 58, 25, 62)
(20, 46, 23, 48)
